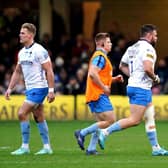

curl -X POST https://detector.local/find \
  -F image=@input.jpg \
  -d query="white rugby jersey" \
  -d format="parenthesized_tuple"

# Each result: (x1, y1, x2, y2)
(121, 40, 157, 89)
(18, 43, 50, 90)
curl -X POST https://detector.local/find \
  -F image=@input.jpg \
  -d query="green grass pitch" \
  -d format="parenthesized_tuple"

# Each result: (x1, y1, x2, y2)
(0, 120, 168, 168)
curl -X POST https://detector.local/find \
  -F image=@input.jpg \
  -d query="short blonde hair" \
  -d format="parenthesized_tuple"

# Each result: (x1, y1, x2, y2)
(21, 23, 36, 36)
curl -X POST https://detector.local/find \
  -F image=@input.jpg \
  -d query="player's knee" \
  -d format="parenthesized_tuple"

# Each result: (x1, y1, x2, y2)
(18, 112, 26, 121)
(105, 119, 115, 127)
(99, 121, 111, 129)
(106, 114, 116, 125)
(33, 115, 44, 123)
(144, 105, 155, 120)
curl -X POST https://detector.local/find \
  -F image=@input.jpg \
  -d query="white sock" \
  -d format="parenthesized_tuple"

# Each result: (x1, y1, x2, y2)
(21, 143, 29, 149)
(44, 144, 51, 149)
(152, 144, 161, 151)
(102, 129, 109, 136)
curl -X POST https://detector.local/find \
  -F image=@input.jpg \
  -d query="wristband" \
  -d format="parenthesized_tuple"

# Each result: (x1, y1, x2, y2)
(48, 88, 54, 93)
(8, 88, 12, 93)
(153, 75, 158, 81)
(153, 75, 160, 83)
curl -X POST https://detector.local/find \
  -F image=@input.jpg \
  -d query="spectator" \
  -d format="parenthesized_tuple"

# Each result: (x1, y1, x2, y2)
(155, 58, 168, 93)
(64, 76, 81, 95)
(71, 33, 89, 58)
(76, 68, 87, 93)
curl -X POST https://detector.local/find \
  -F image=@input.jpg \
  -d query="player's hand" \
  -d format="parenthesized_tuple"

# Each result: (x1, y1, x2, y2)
(47, 92, 55, 103)
(5, 88, 12, 100)
(115, 74, 124, 83)
(153, 75, 160, 84)
(103, 85, 111, 96)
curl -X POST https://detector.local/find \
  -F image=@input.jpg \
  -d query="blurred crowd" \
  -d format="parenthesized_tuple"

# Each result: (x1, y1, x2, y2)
(0, 8, 168, 96)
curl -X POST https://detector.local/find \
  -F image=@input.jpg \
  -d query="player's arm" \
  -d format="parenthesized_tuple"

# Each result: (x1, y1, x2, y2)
(5, 64, 22, 100)
(143, 48, 160, 83)
(89, 65, 105, 89)
(42, 60, 54, 89)
(119, 62, 130, 77)
(42, 60, 55, 103)
(112, 74, 124, 83)
(119, 48, 130, 77)
(143, 60, 160, 83)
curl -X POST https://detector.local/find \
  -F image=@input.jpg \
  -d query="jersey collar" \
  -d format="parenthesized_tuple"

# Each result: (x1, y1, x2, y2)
(96, 48, 107, 55)
(139, 38, 151, 45)
(25, 42, 35, 49)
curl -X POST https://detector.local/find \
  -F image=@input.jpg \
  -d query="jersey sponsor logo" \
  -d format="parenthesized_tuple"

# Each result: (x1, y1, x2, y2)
(147, 48, 153, 52)
(20, 60, 33, 65)
(129, 55, 134, 59)
(146, 54, 154, 59)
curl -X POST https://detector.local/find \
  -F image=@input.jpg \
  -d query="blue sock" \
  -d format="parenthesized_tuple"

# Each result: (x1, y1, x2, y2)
(80, 123, 98, 136)
(87, 132, 98, 151)
(147, 131, 158, 146)
(107, 122, 122, 134)
(37, 120, 50, 145)
(20, 121, 30, 144)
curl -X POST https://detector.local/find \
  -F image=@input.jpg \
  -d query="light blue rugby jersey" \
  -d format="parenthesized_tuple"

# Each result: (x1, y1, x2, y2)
(18, 43, 50, 90)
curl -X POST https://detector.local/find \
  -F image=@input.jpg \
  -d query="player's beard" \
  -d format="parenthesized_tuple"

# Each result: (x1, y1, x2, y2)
(150, 37, 157, 47)
(151, 41, 156, 47)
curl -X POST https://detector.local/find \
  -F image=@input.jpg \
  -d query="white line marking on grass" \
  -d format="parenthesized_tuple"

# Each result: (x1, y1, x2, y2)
(0, 146, 10, 150)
